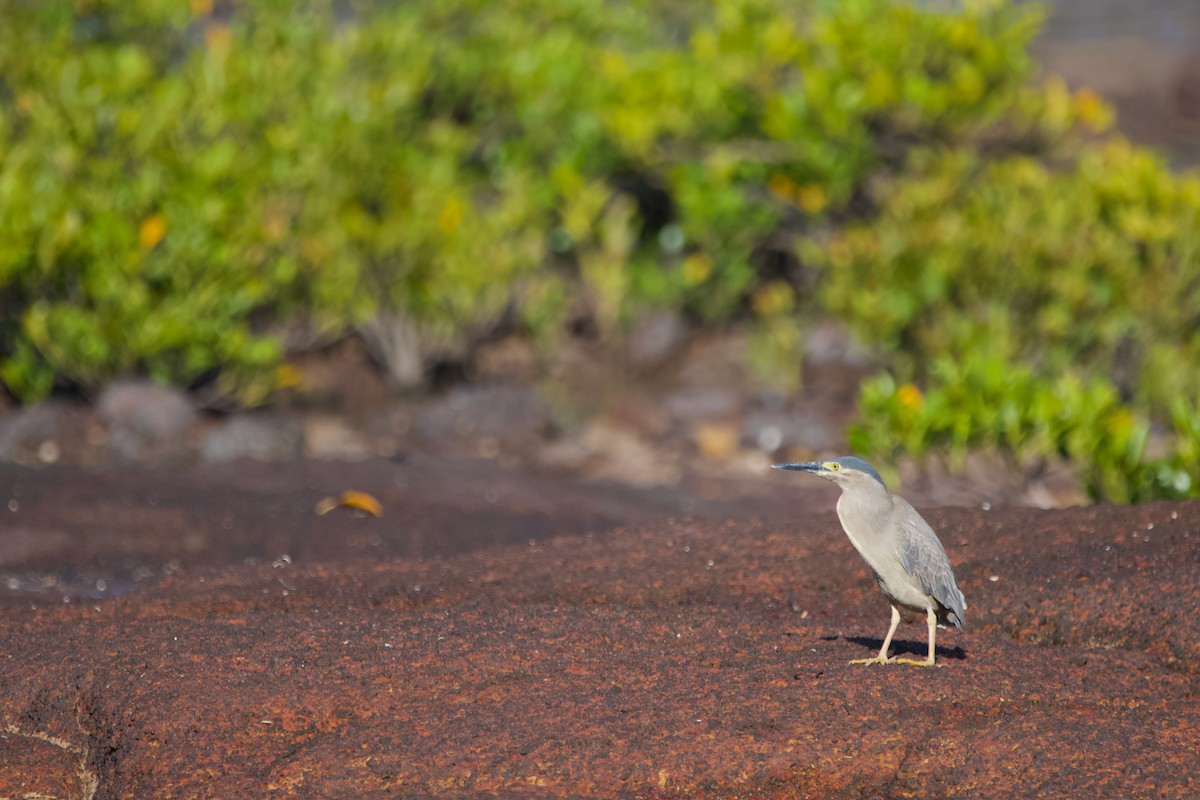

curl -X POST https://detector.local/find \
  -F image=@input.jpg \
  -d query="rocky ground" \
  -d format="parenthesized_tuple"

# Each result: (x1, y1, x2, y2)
(0, 323, 1090, 514)
(0, 320, 1185, 796)
(0, 454, 1197, 798)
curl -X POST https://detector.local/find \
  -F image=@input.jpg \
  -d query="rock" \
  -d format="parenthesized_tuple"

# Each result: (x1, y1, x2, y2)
(691, 421, 740, 461)
(472, 335, 540, 384)
(664, 388, 741, 421)
(1, 467, 1198, 797)
(627, 312, 688, 370)
(416, 386, 556, 452)
(303, 415, 374, 460)
(604, 391, 672, 438)
(96, 381, 196, 463)
(802, 320, 872, 367)
(0, 402, 102, 466)
(0, 403, 68, 463)
(1020, 459, 1090, 509)
(577, 420, 682, 487)
(200, 415, 304, 463)
(286, 336, 391, 412)
(1174, 52, 1200, 119)
(897, 453, 1022, 509)
(674, 332, 756, 395)
(742, 409, 841, 455)
(538, 419, 682, 488)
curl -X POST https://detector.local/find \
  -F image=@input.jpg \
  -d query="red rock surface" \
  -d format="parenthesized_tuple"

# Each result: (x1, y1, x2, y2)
(1, 459, 1198, 798)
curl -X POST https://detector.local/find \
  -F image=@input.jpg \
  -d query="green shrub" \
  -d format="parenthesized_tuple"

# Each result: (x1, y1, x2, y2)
(0, 0, 1064, 401)
(812, 141, 1200, 401)
(588, 0, 1055, 324)
(850, 363, 1200, 503)
(0, 0, 559, 399)
(817, 141, 1200, 500)
(0, 3, 299, 401)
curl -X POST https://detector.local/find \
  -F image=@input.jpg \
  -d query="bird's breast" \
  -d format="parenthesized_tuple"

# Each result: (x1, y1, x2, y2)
(835, 494, 932, 610)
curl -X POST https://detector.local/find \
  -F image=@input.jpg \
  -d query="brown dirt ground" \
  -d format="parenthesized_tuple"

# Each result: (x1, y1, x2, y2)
(1, 458, 1197, 798)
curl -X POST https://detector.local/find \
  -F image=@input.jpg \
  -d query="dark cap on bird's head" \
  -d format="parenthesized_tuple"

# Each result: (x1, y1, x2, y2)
(772, 456, 887, 489)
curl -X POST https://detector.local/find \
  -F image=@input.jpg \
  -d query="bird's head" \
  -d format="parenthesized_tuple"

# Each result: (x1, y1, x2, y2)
(772, 456, 888, 491)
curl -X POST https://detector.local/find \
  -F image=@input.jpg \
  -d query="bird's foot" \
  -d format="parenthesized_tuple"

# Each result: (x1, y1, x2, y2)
(892, 657, 940, 667)
(848, 655, 942, 667)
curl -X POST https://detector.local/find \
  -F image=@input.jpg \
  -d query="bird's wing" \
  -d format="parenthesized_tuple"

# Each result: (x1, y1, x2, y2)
(894, 498, 967, 628)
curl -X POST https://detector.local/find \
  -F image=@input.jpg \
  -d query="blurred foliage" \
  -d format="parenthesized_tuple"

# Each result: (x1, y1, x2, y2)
(849, 362, 1199, 503)
(813, 142, 1200, 403)
(1, 0, 1198, 500)
(0, 0, 1053, 400)
(817, 141, 1200, 501)
(0, 1, 286, 401)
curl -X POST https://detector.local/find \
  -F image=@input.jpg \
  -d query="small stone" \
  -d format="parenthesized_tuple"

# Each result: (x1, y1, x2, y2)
(664, 389, 740, 421)
(417, 386, 556, 450)
(0, 403, 72, 463)
(627, 312, 688, 370)
(692, 422, 740, 461)
(803, 320, 871, 367)
(97, 381, 196, 463)
(303, 416, 372, 461)
(36, 440, 60, 464)
(743, 410, 840, 454)
(201, 415, 304, 464)
(548, 419, 681, 488)
(472, 336, 540, 384)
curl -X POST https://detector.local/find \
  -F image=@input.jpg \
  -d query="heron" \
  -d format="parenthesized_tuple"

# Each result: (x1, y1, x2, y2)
(774, 456, 966, 666)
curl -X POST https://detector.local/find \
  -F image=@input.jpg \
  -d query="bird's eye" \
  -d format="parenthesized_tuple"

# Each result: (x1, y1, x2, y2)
(830, 463, 840, 472)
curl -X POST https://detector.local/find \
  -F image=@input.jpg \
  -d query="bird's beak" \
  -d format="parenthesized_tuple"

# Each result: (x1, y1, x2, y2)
(772, 461, 824, 474)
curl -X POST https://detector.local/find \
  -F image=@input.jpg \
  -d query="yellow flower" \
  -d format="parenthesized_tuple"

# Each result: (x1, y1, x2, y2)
(1073, 87, 1114, 133)
(681, 252, 713, 285)
(767, 173, 827, 214)
(204, 23, 231, 57)
(752, 281, 795, 316)
(598, 50, 629, 81)
(138, 214, 167, 250)
(1041, 76, 1071, 131)
(795, 184, 827, 214)
(692, 422, 739, 461)
(437, 196, 464, 235)
(896, 383, 924, 410)
(767, 173, 798, 204)
(275, 363, 303, 390)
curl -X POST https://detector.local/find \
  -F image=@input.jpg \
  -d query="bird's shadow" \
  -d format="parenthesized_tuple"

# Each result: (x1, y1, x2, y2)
(843, 635, 967, 661)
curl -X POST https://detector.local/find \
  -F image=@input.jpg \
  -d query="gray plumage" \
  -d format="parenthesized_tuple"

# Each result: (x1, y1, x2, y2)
(774, 456, 966, 666)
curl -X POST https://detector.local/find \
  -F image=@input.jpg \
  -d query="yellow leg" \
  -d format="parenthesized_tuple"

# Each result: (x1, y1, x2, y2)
(850, 605, 901, 665)
(893, 608, 940, 667)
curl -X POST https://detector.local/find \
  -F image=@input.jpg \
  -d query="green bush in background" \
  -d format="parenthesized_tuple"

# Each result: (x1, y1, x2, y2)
(1, 0, 1197, 500)
(0, 0, 1055, 398)
(0, 2, 292, 402)
(815, 140, 1200, 501)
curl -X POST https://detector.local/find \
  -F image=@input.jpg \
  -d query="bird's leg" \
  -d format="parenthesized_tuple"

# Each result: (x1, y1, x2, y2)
(850, 605, 901, 665)
(894, 607, 939, 667)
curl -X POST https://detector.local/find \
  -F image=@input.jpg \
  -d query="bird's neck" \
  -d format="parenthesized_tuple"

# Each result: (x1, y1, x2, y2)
(835, 489, 893, 552)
